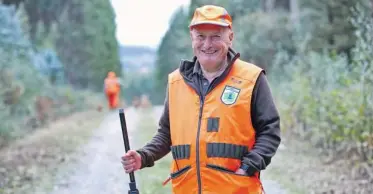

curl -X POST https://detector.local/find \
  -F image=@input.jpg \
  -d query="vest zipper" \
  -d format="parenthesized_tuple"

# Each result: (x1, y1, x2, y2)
(196, 96, 204, 194)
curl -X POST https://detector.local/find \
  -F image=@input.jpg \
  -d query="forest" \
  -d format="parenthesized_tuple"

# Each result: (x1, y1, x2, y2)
(1, 0, 373, 193)
(0, 0, 120, 147)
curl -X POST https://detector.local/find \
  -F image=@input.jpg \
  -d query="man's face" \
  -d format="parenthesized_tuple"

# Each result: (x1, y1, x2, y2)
(190, 24, 233, 72)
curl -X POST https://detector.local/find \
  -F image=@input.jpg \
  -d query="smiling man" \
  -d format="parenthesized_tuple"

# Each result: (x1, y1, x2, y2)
(121, 5, 281, 194)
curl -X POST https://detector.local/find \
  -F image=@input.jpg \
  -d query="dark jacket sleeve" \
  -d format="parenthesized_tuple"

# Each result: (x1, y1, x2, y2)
(136, 85, 171, 169)
(242, 72, 281, 176)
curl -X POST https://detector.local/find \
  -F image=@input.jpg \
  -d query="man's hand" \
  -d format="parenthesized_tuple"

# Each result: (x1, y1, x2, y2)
(121, 150, 142, 173)
(235, 168, 248, 176)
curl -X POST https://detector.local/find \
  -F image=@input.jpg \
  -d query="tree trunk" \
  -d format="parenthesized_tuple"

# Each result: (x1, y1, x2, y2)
(263, 0, 275, 12)
(290, 0, 299, 24)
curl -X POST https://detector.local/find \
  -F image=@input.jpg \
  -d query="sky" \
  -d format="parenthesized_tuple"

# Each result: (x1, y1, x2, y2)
(110, 0, 190, 49)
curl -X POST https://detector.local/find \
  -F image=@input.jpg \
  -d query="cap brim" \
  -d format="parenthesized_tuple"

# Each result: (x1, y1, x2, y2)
(189, 21, 230, 28)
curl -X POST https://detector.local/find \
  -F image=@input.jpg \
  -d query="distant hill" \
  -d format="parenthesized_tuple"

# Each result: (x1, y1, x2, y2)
(119, 45, 156, 74)
(120, 45, 155, 56)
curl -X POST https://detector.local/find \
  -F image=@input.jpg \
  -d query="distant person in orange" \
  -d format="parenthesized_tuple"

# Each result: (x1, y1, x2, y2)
(104, 71, 121, 110)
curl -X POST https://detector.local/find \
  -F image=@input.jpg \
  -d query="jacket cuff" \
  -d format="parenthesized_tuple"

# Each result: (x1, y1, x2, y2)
(136, 149, 154, 169)
(240, 160, 260, 176)
(245, 165, 258, 176)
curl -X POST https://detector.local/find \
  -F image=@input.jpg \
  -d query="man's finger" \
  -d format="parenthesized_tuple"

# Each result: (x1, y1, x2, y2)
(122, 163, 134, 171)
(123, 164, 134, 170)
(121, 161, 134, 168)
(121, 155, 134, 161)
(121, 158, 134, 165)
(123, 154, 134, 158)
(126, 151, 138, 157)
(125, 167, 134, 173)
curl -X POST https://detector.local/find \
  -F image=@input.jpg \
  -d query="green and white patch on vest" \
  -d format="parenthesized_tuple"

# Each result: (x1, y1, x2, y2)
(221, 85, 240, 105)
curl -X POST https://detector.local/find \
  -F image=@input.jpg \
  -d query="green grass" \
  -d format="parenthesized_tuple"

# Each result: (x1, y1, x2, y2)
(132, 107, 173, 194)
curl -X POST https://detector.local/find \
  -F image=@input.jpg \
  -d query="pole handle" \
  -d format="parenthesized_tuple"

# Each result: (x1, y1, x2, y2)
(119, 109, 139, 193)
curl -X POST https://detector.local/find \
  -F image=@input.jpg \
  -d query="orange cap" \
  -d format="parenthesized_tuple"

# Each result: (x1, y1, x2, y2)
(189, 5, 232, 28)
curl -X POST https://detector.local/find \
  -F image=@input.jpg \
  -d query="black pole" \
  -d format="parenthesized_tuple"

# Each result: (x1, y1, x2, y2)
(119, 108, 140, 194)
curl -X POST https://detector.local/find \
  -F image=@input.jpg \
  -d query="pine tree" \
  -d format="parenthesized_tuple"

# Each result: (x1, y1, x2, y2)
(55, 0, 120, 90)
(300, 0, 361, 61)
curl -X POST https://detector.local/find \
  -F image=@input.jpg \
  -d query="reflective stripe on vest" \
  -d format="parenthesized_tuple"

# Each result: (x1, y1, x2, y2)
(167, 59, 264, 194)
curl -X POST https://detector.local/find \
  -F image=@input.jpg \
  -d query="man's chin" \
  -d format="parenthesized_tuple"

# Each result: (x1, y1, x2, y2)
(198, 55, 214, 60)
(199, 60, 215, 65)
(198, 61, 220, 70)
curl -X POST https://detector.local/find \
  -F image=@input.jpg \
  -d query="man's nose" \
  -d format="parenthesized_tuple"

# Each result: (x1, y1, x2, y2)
(202, 37, 213, 47)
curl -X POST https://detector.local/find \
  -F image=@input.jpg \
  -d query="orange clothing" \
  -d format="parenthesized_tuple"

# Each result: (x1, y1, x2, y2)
(104, 72, 120, 109)
(106, 92, 119, 109)
(167, 59, 263, 194)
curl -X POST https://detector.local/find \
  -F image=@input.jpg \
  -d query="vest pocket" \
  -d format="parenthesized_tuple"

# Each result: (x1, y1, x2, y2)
(171, 165, 191, 179)
(206, 164, 249, 177)
(203, 163, 263, 194)
(207, 117, 220, 132)
(206, 142, 248, 159)
(171, 144, 191, 160)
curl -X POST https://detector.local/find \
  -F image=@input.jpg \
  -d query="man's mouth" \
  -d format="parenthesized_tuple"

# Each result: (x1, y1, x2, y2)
(202, 50, 218, 55)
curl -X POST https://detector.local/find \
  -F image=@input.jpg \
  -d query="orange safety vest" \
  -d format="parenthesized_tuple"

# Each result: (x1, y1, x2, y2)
(168, 59, 263, 194)
(105, 77, 120, 95)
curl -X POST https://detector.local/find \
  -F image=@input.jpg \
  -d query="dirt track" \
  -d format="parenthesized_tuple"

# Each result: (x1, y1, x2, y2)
(50, 108, 139, 194)
(49, 106, 288, 194)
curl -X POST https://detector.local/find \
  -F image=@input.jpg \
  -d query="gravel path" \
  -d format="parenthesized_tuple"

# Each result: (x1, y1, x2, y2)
(49, 108, 138, 194)
(49, 106, 288, 194)
(262, 180, 288, 194)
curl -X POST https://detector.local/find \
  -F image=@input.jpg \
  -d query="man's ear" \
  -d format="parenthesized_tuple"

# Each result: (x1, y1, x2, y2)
(226, 29, 234, 47)
(190, 30, 195, 49)
(229, 30, 234, 42)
